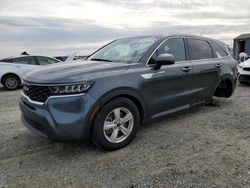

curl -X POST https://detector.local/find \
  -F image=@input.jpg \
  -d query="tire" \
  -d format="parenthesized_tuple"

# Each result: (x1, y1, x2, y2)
(2, 75, 20, 90)
(92, 97, 140, 150)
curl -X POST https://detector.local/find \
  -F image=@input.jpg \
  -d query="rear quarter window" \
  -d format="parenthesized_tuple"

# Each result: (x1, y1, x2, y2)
(187, 38, 213, 60)
(210, 42, 228, 58)
(12, 57, 36, 65)
(0, 59, 13, 63)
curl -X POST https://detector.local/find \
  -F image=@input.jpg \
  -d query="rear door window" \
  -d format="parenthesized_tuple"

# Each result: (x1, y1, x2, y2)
(12, 57, 36, 65)
(187, 39, 213, 60)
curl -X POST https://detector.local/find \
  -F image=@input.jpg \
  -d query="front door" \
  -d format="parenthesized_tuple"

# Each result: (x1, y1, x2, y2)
(146, 37, 193, 118)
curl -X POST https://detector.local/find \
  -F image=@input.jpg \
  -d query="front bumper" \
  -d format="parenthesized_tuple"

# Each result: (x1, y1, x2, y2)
(238, 68, 250, 82)
(238, 74, 250, 82)
(19, 92, 97, 140)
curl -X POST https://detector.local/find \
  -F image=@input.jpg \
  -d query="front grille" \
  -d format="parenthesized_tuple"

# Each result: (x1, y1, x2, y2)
(23, 84, 52, 103)
(243, 67, 250, 71)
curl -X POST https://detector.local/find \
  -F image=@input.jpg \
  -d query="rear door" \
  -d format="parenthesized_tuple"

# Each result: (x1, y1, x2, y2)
(186, 38, 220, 104)
(146, 37, 193, 118)
(12, 56, 39, 76)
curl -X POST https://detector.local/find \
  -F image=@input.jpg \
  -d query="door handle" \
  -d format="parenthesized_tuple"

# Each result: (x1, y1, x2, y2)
(215, 64, 222, 68)
(182, 66, 192, 72)
(15, 65, 21, 68)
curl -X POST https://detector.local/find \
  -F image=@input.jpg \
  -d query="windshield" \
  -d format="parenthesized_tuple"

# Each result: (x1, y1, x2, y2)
(88, 37, 158, 63)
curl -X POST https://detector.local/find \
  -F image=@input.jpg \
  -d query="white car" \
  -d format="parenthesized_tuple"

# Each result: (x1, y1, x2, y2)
(0, 55, 61, 90)
(238, 59, 250, 84)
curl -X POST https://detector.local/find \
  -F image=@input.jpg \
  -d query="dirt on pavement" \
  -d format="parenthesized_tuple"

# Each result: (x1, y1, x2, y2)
(1, 84, 250, 187)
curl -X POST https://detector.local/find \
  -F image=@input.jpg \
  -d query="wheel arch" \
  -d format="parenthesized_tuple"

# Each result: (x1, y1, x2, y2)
(84, 88, 148, 140)
(98, 88, 148, 123)
(213, 75, 235, 98)
(1, 73, 22, 85)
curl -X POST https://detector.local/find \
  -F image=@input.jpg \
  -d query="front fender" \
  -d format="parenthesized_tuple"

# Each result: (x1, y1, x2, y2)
(97, 87, 148, 121)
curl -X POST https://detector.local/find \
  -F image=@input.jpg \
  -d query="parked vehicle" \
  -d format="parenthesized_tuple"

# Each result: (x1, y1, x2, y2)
(19, 34, 238, 150)
(238, 59, 250, 83)
(0, 55, 61, 90)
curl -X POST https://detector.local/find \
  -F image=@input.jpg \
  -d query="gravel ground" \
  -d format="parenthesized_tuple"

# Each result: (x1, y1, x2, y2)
(1, 84, 250, 188)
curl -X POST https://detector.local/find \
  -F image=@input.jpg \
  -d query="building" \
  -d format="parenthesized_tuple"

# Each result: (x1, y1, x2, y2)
(233, 33, 250, 60)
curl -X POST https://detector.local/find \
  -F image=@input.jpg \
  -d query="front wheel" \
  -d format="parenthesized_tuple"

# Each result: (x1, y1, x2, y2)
(92, 97, 140, 150)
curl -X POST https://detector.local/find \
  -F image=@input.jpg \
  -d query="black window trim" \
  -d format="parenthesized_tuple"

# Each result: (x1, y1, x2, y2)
(146, 36, 188, 67)
(33, 56, 40, 65)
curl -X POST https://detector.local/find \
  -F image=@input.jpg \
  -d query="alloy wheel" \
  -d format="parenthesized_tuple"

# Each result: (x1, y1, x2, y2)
(5, 77, 18, 89)
(103, 107, 134, 143)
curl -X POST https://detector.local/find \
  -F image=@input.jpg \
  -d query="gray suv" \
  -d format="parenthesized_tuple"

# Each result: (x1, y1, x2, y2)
(19, 34, 237, 150)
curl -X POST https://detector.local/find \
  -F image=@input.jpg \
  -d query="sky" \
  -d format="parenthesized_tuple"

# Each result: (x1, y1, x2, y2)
(0, 0, 250, 58)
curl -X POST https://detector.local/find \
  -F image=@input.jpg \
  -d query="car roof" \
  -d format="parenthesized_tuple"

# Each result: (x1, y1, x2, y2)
(164, 34, 216, 41)
(122, 34, 228, 49)
(120, 33, 217, 42)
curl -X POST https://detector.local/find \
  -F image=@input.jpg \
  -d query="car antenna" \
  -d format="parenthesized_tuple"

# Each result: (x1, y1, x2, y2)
(200, 27, 205, 36)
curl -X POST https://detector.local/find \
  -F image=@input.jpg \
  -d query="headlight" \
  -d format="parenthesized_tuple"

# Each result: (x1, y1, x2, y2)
(238, 64, 243, 69)
(50, 82, 93, 95)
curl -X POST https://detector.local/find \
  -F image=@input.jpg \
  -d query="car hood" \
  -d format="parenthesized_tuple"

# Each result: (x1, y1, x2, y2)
(23, 60, 129, 84)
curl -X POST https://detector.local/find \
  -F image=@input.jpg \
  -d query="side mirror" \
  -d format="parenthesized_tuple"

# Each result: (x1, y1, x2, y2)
(154, 53, 175, 70)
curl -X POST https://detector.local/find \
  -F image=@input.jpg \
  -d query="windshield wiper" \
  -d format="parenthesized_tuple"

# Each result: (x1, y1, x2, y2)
(90, 58, 112, 62)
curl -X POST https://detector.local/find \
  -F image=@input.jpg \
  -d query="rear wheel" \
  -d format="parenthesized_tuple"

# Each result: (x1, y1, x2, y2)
(214, 79, 233, 98)
(2, 75, 20, 90)
(92, 97, 140, 150)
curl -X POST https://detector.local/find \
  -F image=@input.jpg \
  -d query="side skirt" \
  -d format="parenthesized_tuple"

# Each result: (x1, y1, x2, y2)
(151, 104, 190, 119)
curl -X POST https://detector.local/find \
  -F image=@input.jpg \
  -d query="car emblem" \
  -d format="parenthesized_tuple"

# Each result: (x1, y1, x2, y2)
(23, 85, 29, 92)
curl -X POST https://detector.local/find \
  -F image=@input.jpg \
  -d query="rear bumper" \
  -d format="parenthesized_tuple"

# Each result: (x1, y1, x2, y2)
(19, 92, 97, 140)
